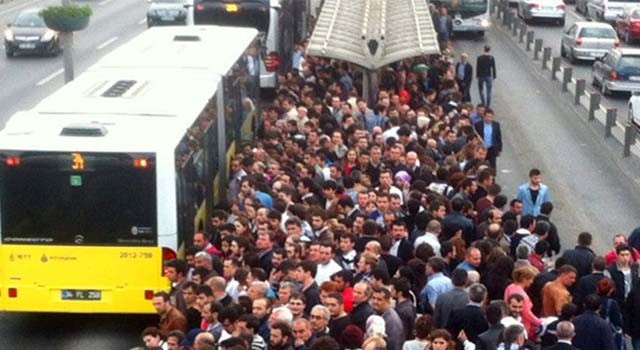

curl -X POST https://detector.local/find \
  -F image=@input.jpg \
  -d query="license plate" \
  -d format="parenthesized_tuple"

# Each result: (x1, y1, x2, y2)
(161, 16, 175, 21)
(590, 52, 600, 57)
(19, 43, 35, 49)
(542, 6, 553, 10)
(225, 3, 238, 12)
(61, 289, 101, 300)
(630, 76, 640, 81)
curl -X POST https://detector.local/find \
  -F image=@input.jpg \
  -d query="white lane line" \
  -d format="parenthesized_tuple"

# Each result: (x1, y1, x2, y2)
(139, 18, 147, 25)
(98, 0, 114, 6)
(36, 68, 64, 86)
(96, 36, 118, 50)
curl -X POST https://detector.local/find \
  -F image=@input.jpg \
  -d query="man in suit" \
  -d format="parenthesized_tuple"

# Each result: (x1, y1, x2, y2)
(446, 283, 489, 346)
(474, 108, 502, 170)
(456, 53, 473, 102)
(543, 321, 579, 350)
(390, 220, 414, 264)
(573, 294, 616, 350)
(476, 303, 505, 350)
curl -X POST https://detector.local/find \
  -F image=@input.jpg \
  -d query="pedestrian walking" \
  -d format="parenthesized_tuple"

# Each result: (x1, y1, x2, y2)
(455, 53, 473, 102)
(474, 108, 502, 170)
(476, 45, 496, 107)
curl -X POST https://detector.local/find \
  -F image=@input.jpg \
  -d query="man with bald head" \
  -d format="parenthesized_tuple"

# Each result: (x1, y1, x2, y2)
(457, 247, 482, 272)
(414, 220, 442, 256)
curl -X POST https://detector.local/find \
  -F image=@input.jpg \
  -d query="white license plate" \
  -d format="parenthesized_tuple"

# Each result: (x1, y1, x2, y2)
(629, 76, 640, 81)
(542, 6, 554, 10)
(590, 52, 601, 57)
(19, 43, 35, 49)
(161, 16, 174, 21)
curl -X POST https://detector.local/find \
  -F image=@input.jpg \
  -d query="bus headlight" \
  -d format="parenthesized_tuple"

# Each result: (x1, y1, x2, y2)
(480, 19, 490, 27)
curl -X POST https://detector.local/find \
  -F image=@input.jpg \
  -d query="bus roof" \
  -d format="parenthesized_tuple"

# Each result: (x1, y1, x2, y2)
(92, 25, 258, 75)
(0, 25, 258, 154)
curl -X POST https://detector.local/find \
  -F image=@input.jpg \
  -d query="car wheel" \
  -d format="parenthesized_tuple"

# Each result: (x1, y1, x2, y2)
(5, 49, 13, 58)
(559, 18, 565, 26)
(568, 48, 577, 63)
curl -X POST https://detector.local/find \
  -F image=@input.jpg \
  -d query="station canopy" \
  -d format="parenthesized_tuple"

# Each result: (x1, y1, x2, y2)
(306, 0, 440, 70)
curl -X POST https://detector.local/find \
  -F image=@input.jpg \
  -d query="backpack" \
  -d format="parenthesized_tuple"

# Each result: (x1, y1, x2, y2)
(604, 298, 626, 350)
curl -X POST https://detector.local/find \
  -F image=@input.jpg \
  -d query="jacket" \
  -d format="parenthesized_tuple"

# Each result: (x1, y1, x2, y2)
(572, 311, 616, 350)
(573, 272, 606, 311)
(516, 183, 550, 216)
(624, 283, 640, 336)
(542, 342, 580, 350)
(474, 121, 503, 153)
(608, 261, 639, 305)
(561, 246, 595, 279)
(446, 304, 489, 345)
(434, 287, 469, 328)
(351, 301, 374, 332)
(476, 324, 505, 350)
(455, 61, 473, 85)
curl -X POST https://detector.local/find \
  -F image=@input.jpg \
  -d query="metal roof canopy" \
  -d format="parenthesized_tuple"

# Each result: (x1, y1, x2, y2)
(306, 0, 440, 70)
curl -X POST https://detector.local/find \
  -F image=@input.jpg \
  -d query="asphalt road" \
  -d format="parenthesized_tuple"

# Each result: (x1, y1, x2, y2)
(508, 4, 632, 119)
(0, 0, 149, 127)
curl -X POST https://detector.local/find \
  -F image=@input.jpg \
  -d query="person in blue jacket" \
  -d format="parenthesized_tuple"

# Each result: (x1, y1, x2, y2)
(517, 168, 551, 216)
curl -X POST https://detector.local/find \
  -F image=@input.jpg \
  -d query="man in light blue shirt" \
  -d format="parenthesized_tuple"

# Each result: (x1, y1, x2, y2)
(420, 257, 453, 312)
(456, 247, 482, 272)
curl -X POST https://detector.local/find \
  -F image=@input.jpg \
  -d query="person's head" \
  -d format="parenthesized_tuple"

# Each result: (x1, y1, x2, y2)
(332, 269, 354, 292)
(502, 324, 526, 346)
(557, 265, 578, 287)
(252, 297, 272, 320)
(578, 232, 592, 247)
(152, 291, 171, 315)
(293, 318, 312, 343)
(528, 168, 542, 185)
(288, 292, 306, 317)
(341, 325, 364, 349)
(556, 321, 575, 341)
(371, 286, 392, 313)
(270, 321, 294, 348)
(597, 277, 616, 297)
(164, 259, 188, 283)
(465, 247, 482, 267)
(248, 281, 269, 300)
(613, 234, 628, 248)
(309, 305, 330, 332)
(324, 292, 345, 318)
(193, 232, 212, 251)
(194, 332, 216, 350)
(507, 293, 525, 318)
(318, 242, 335, 265)
(413, 315, 434, 341)
(451, 268, 469, 287)
(297, 260, 317, 283)
(166, 330, 184, 350)
(429, 329, 455, 350)
(391, 220, 407, 241)
(468, 283, 487, 304)
(486, 303, 504, 326)
(141, 327, 164, 348)
(310, 336, 340, 350)
(583, 293, 602, 312)
(616, 244, 634, 266)
(219, 304, 244, 334)
(427, 257, 447, 275)
(353, 281, 372, 305)
(362, 335, 386, 350)
(512, 266, 538, 288)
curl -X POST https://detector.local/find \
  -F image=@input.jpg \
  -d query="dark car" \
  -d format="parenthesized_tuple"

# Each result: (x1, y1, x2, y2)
(147, 0, 188, 27)
(592, 48, 640, 95)
(4, 8, 61, 58)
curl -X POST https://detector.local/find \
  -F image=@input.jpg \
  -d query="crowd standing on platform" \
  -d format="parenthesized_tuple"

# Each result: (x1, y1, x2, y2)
(131, 18, 640, 350)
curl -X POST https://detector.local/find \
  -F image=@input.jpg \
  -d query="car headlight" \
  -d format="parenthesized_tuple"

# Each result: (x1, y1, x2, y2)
(480, 19, 490, 27)
(41, 30, 56, 42)
(4, 28, 13, 41)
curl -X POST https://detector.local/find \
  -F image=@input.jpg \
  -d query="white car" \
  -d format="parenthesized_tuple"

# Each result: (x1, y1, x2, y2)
(518, 0, 566, 25)
(629, 90, 640, 125)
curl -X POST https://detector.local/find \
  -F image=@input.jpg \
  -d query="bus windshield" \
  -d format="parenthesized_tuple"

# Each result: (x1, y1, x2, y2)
(433, 0, 489, 19)
(194, 0, 270, 32)
(0, 152, 157, 246)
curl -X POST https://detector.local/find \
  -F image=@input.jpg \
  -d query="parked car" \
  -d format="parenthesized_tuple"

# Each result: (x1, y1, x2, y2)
(629, 90, 640, 125)
(517, 0, 566, 25)
(615, 6, 640, 43)
(561, 22, 620, 63)
(587, 0, 640, 23)
(592, 48, 640, 95)
(3, 8, 60, 58)
(147, 0, 187, 28)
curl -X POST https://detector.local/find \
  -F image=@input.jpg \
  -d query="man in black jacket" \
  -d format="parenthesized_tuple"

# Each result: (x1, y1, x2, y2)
(608, 244, 640, 305)
(561, 232, 595, 279)
(350, 281, 374, 332)
(573, 256, 607, 311)
(455, 53, 473, 102)
(476, 303, 504, 350)
(476, 45, 497, 107)
(473, 108, 502, 170)
(446, 283, 489, 346)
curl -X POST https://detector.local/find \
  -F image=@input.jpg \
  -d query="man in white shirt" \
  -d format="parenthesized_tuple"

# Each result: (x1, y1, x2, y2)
(415, 220, 442, 256)
(315, 242, 343, 284)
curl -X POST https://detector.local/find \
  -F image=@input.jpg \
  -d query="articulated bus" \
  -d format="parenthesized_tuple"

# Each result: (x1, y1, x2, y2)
(432, 0, 491, 36)
(0, 25, 259, 313)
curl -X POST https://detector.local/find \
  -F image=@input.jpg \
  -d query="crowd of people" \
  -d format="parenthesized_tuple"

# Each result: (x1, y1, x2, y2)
(131, 16, 640, 350)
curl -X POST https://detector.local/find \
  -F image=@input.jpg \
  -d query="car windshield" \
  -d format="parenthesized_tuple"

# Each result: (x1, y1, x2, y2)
(579, 27, 616, 38)
(619, 55, 640, 67)
(13, 13, 45, 28)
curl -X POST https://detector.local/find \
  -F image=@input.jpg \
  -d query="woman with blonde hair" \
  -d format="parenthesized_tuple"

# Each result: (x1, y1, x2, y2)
(362, 335, 386, 350)
(504, 265, 541, 339)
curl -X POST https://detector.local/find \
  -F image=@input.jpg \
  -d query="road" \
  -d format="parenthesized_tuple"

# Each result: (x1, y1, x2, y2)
(509, 4, 631, 119)
(0, 0, 149, 127)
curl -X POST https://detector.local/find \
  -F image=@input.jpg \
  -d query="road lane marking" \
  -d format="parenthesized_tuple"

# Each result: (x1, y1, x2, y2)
(36, 68, 63, 86)
(139, 18, 147, 25)
(98, 0, 114, 6)
(96, 36, 118, 50)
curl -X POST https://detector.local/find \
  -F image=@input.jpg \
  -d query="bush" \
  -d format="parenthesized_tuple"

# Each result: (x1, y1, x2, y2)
(40, 5, 92, 20)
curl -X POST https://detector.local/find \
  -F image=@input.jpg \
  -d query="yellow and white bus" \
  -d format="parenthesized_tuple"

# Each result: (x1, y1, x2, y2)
(0, 25, 259, 313)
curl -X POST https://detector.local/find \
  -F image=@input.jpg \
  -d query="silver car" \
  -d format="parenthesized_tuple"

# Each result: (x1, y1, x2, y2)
(518, 0, 566, 25)
(146, 0, 187, 28)
(560, 22, 620, 63)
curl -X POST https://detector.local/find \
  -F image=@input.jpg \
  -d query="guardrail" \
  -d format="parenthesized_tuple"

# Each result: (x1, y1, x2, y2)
(492, 1, 640, 159)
